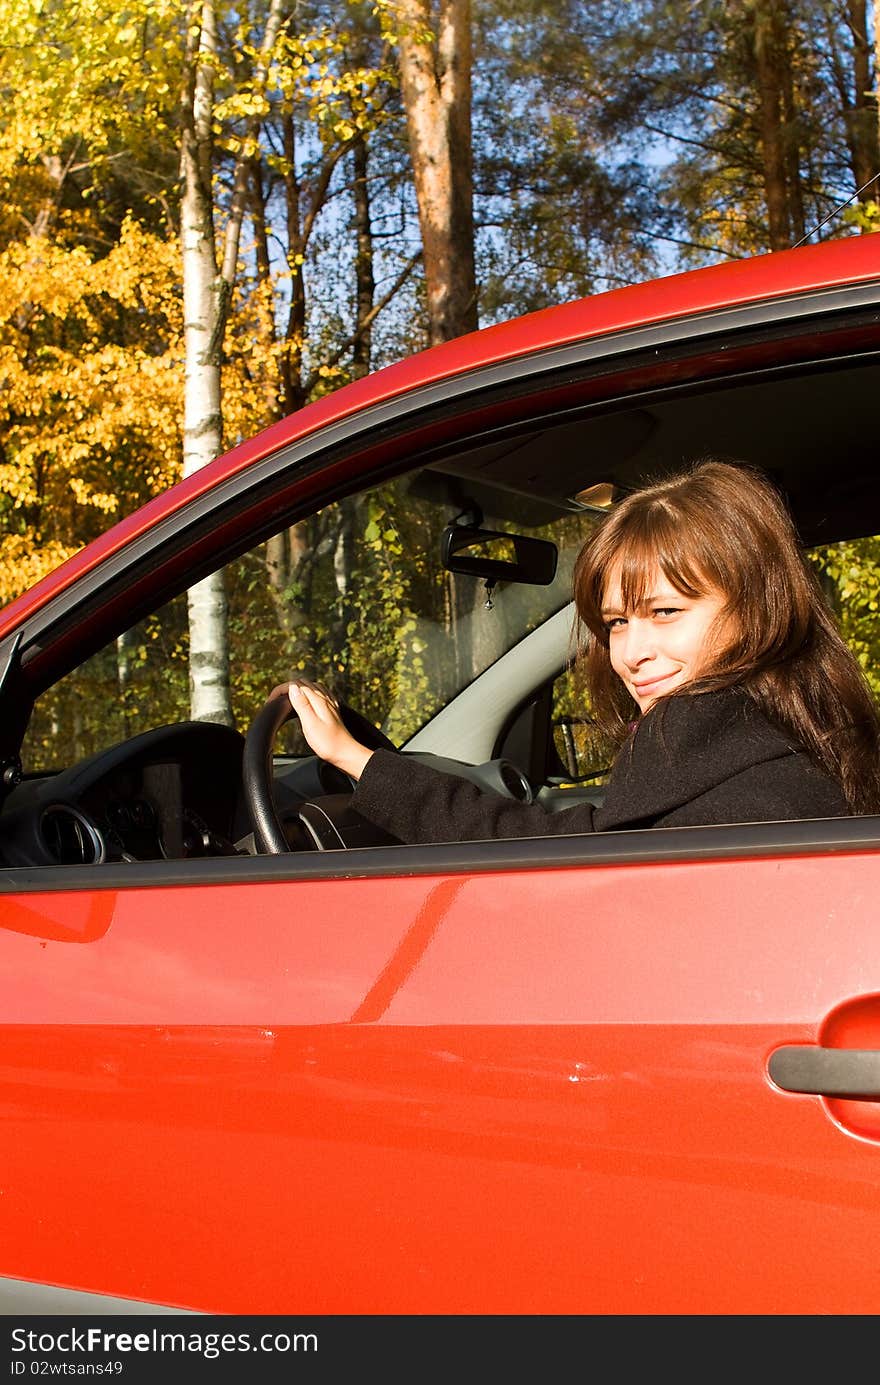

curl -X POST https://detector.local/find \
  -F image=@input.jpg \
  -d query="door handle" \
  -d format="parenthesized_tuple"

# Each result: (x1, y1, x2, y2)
(769, 1046, 880, 1097)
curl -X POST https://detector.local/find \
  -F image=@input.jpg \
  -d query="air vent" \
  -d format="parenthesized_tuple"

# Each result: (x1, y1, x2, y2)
(40, 805, 105, 865)
(498, 762, 532, 802)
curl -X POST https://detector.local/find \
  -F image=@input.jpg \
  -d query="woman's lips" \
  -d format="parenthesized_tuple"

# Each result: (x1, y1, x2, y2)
(632, 672, 678, 699)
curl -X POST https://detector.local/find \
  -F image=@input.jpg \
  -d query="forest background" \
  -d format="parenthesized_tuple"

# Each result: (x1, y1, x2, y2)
(2, 0, 880, 741)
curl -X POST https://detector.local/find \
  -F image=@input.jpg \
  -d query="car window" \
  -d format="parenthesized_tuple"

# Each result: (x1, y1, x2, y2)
(21, 471, 598, 772)
(22, 472, 880, 782)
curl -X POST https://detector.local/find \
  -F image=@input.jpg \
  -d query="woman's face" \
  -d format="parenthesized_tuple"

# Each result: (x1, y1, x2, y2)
(601, 563, 729, 713)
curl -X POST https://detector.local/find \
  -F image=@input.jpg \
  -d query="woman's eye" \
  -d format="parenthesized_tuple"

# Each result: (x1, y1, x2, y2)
(604, 616, 626, 631)
(653, 607, 682, 618)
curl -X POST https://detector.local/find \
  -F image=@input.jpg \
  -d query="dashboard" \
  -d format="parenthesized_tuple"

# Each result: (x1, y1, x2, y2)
(0, 722, 249, 866)
(0, 716, 562, 865)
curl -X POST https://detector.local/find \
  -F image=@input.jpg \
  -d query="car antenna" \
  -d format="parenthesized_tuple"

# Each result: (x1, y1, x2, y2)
(791, 170, 880, 248)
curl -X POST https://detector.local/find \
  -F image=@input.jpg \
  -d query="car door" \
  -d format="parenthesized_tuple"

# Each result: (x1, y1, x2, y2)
(3, 816, 880, 1314)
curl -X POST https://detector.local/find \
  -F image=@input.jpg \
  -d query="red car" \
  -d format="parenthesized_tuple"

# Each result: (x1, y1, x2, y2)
(2, 234, 880, 1316)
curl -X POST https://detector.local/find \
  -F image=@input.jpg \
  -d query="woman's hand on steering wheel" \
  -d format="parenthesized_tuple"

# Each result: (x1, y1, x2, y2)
(284, 678, 375, 782)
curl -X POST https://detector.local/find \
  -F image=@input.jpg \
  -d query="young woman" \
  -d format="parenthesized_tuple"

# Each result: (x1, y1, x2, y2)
(286, 459, 880, 842)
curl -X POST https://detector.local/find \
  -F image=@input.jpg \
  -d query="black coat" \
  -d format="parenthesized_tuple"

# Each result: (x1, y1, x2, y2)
(351, 687, 849, 844)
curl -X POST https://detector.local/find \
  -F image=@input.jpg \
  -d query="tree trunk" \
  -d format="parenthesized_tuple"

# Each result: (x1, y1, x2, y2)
(329, 128, 375, 684)
(844, 0, 880, 204)
(352, 133, 375, 380)
(249, 157, 285, 423)
(875, 0, 880, 165)
(179, 0, 286, 725)
(396, 0, 478, 344)
(750, 0, 794, 248)
(774, 0, 805, 243)
(282, 111, 308, 415)
(265, 524, 310, 650)
(179, 0, 232, 724)
(396, 0, 480, 678)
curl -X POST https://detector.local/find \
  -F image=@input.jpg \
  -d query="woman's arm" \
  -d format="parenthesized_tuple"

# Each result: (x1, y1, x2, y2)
(287, 678, 598, 844)
(352, 748, 598, 844)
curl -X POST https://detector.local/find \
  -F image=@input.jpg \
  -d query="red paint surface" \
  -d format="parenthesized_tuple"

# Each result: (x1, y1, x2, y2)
(3, 848, 880, 1313)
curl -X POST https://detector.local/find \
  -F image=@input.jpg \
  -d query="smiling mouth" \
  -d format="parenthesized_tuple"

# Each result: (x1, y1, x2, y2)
(632, 672, 679, 697)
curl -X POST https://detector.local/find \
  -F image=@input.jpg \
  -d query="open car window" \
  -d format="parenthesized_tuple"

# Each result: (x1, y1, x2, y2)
(20, 471, 598, 775)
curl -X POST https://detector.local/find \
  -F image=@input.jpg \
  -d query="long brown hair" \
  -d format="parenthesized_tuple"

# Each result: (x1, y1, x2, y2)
(572, 459, 880, 814)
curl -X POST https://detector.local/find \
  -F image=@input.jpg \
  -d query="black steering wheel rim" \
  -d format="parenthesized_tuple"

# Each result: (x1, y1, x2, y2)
(243, 683, 397, 854)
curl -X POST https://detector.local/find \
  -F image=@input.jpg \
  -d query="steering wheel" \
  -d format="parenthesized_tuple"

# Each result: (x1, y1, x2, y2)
(243, 682, 398, 853)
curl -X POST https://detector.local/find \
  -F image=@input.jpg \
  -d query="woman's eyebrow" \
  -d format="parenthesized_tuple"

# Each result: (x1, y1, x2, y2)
(602, 590, 682, 615)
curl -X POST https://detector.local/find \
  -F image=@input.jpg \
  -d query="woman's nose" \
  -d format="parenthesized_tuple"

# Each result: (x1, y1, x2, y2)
(621, 619, 655, 668)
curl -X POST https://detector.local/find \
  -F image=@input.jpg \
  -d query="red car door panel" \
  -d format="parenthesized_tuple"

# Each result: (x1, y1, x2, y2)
(2, 843, 880, 1313)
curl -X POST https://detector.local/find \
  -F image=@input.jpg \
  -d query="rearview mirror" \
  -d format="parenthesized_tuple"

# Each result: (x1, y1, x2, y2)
(441, 523, 558, 586)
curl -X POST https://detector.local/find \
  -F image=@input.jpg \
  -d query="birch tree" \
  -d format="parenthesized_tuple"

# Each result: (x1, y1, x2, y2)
(179, 0, 285, 724)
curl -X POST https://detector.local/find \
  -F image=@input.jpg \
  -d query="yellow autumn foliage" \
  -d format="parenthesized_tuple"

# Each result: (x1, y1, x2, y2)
(0, 217, 184, 603)
(0, 0, 184, 159)
(0, 533, 77, 606)
(0, 0, 406, 612)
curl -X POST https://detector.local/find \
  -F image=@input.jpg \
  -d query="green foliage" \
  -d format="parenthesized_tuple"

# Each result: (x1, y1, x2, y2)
(810, 538, 880, 698)
(24, 602, 191, 766)
(841, 200, 880, 235)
